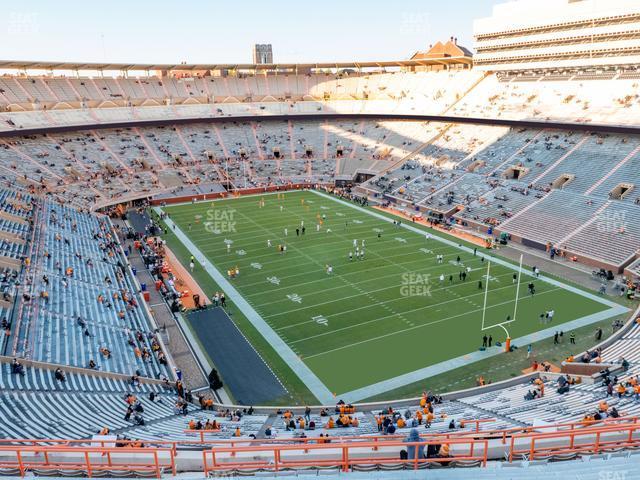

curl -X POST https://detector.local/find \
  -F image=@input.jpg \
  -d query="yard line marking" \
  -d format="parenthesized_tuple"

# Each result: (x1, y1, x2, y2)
(228, 243, 456, 285)
(302, 288, 562, 358)
(287, 279, 556, 340)
(229, 204, 418, 333)
(161, 190, 629, 402)
(240, 252, 448, 289)
(155, 206, 334, 404)
(230, 197, 436, 288)
(256, 255, 492, 308)
(218, 199, 506, 328)
(311, 190, 624, 310)
(339, 306, 628, 403)
(271, 269, 520, 323)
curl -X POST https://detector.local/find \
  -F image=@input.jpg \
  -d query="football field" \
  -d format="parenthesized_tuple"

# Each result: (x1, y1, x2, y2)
(159, 190, 624, 402)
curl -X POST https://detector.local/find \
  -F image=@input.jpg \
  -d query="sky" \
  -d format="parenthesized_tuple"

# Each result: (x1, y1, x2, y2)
(0, 0, 499, 65)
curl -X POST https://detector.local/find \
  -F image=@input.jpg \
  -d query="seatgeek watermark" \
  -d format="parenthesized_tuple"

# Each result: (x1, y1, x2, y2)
(599, 470, 627, 480)
(400, 273, 432, 297)
(595, 211, 627, 233)
(399, 12, 430, 35)
(6, 12, 39, 35)
(204, 208, 237, 234)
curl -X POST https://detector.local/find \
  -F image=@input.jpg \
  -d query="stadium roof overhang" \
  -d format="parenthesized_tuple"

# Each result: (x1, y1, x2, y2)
(0, 57, 473, 72)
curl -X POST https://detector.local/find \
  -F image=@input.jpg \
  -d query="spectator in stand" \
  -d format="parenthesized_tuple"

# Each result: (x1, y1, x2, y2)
(11, 358, 25, 376)
(404, 428, 425, 460)
(54, 368, 66, 382)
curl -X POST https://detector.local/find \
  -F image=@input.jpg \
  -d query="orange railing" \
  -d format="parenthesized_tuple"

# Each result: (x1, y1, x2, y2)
(509, 421, 640, 461)
(202, 437, 488, 474)
(0, 416, 635, 455)
(183, 416, 638, 450)
(0, 416, 639, 477)
(181, 419, 498, 451)
(0, 445, 176, 478)
(470, 416, 640, 445)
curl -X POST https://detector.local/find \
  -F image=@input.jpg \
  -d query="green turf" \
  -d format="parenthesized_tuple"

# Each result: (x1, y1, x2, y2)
(160, 191, 612, 396)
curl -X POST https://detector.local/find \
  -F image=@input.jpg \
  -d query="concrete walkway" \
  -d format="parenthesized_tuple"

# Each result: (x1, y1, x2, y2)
(498, 242, 625, 295)
(116, 217, 209, 392)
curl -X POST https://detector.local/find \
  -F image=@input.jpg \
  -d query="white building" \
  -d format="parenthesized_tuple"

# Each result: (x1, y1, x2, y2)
(473, 0, 640, 71)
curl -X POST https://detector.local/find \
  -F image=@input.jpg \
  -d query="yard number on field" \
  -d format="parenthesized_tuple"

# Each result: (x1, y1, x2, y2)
(287, 293, 303, 303)
(313, 315, 328, 326)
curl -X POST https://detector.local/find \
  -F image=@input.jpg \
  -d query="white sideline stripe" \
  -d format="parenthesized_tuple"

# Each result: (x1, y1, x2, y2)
(311, 190, 630, 402)
(154, 206, 334, 404)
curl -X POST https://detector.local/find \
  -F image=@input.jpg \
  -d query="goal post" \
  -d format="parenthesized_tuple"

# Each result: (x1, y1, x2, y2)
(480, 254, 525, 350)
